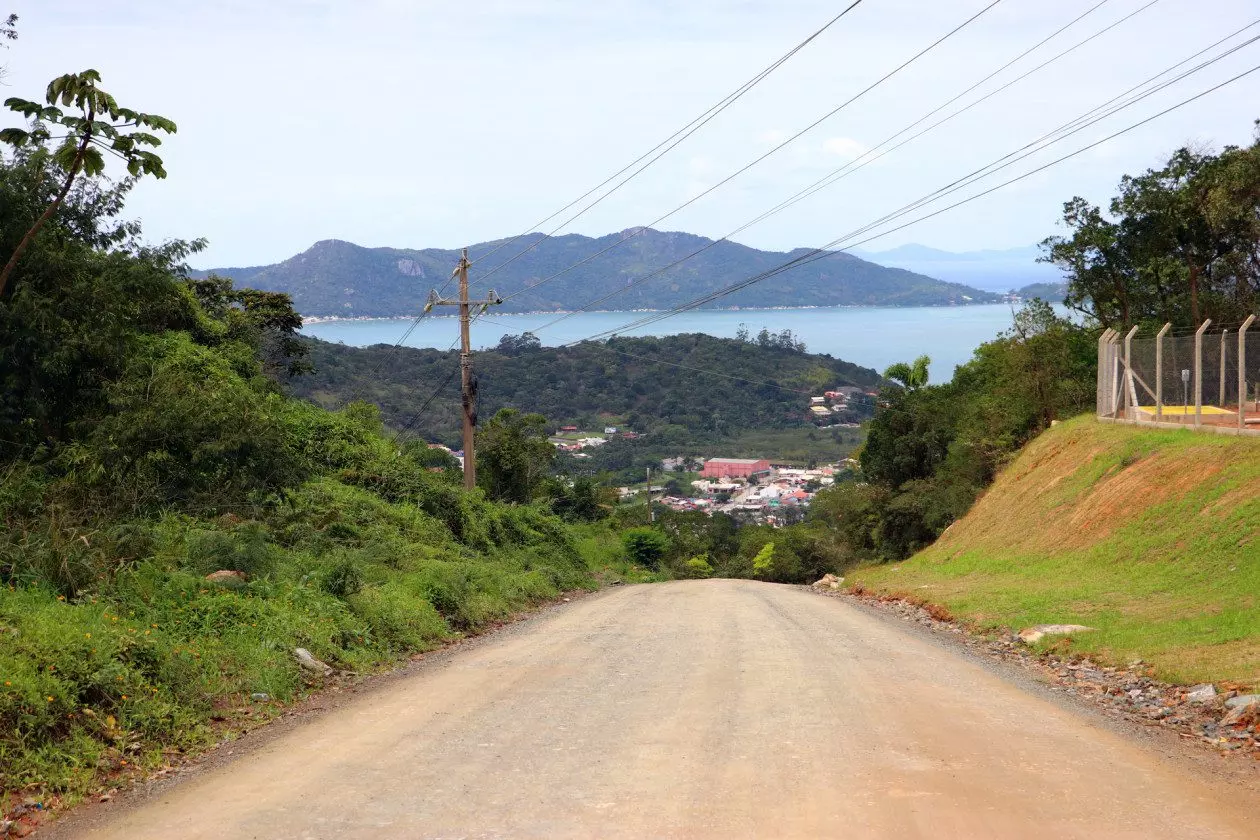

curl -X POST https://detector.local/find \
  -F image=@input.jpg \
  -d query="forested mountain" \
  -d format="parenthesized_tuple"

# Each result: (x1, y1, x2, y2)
(194, 229, 999, 318)
(292, 332, 883, 447)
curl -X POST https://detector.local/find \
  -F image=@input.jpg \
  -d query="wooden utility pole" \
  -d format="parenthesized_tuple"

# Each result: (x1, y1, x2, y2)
(646, 466, 654, 523)
(425, 248, 502, 490)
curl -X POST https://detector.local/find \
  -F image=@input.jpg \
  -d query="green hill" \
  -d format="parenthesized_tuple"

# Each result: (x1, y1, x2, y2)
(193, 230, 1000, 318)
(292, 333, 883, 448)
(851, 417, 1260, 688)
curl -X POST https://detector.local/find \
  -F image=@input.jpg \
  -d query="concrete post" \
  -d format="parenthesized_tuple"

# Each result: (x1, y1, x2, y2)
(1110, 331, 1123, 418)
(1096, 329, 1115, 418)
(1241, 315, 1256, 430)
(1194, 319, 1211, 428)
(1123, 325, 1140, 420)
(1220, 328, 1229, 407)
(1155, 323, 1171, 418)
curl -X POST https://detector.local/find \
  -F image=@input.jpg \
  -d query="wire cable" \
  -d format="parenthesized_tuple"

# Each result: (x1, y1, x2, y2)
(570, 61, 1260, 344)
(487, 0, 1008, 304)
(530, 0, 1168, 333)
(464, 0, 868, 279)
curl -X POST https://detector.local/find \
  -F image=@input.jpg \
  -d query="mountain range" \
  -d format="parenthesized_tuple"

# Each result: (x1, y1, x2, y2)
(193, 229, 1004, 319)
(851, 243, 1065, 295)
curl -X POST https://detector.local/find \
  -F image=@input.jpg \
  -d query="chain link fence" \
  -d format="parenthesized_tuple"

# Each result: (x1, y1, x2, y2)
(1097, 317, 1260, 435)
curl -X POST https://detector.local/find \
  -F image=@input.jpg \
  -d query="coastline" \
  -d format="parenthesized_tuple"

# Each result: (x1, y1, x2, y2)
(301, 300, 1015, 326)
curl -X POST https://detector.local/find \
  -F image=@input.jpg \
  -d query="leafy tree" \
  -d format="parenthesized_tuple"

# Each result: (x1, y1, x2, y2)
(1041, 124, 1260, 330)
(1, 70, 176, 294)
(883, 354, 930, 391)
(0, 14, 15, 83)
(621, 526, 668, 569)
(494, 331, 542, 356)
(546, 475, 613, 522)
(475, 408, 555, 503)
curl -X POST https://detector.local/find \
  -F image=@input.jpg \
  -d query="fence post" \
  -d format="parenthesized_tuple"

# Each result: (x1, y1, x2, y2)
(1241, 315, 1256, 430)
(1097, 329, 1116, 417)
(1156, 322, 1171, 418)
(1220, 328, 1229, 407)
(1123, 325, 1140, 421)
(1194, 319, 1211, 428)
(1110, 331, 1123, 417)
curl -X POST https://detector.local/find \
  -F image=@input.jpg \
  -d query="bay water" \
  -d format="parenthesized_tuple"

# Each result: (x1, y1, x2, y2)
(303, 304, 1031, 383)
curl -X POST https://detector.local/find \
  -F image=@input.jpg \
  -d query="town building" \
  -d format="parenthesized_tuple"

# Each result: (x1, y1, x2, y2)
(700, 458, 771, 479)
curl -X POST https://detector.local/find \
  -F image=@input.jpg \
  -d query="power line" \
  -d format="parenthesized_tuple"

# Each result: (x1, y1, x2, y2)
(569, 61, 1260, 345)
(464, 0, 868, 282)
(574, 34, 1260, 340)
(531, 0, 1161, 333)
(489, 0, 1008, 304)
(350, 2, 869, 401)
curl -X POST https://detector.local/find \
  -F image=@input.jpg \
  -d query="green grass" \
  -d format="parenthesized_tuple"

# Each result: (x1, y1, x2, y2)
(0, 479, 624, 806)
(852, 416, 1260, 688)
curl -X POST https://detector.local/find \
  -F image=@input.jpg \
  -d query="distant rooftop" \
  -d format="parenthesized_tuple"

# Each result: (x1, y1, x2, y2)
(705, 458, 768, 465)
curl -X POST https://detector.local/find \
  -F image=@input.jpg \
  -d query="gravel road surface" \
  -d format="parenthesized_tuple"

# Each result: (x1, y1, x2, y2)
(55, 580, 1260, 839)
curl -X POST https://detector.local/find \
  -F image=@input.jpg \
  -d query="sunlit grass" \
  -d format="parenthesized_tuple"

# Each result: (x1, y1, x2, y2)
(853, 416, 1260, 688)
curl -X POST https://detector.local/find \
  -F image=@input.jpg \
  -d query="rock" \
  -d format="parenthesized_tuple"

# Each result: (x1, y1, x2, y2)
(1017, 624, 1094, 645)
(1220, 698, 1260, 727)
(294, 648, 332, 675)
(811, 573, 844, 591)
(205, 570, 248, 585)
(1185, 684, 1217, 703)
(1224, 694, 1260, 709)
(250, 693, 271, 702)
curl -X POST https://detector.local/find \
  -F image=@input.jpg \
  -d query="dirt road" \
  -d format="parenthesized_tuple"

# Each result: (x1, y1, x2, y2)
(56, 581, 1259, 839)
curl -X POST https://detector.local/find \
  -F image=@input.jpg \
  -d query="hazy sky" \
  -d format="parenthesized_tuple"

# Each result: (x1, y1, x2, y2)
(4, 0, 1260, 268)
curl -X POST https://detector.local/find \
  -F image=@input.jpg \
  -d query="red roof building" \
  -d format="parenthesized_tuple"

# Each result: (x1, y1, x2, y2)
(700, 458, 771, 479)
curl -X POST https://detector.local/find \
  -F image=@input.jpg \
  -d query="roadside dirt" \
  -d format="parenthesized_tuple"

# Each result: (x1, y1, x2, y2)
(836, 583, 1260, 773)
(35, 580, 1260, 840)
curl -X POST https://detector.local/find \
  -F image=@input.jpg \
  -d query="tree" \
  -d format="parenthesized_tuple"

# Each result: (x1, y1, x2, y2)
(1041, 124, 1260, 330)
(475, 408, 555, 503)
(0, 70, 176, 295)
(621, 527, 668, 569)
(0, 14, 15, 83)
(494, 331, 541, 356)
(883, 355, 930, 391)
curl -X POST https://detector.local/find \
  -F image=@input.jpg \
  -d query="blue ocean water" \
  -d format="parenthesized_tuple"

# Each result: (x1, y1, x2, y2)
(303, 304, 1032, 382)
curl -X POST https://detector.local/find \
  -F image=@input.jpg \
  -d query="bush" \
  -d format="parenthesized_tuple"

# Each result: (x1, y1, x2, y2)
(621, 527, 668, 570)
(348, 583, 449, 651)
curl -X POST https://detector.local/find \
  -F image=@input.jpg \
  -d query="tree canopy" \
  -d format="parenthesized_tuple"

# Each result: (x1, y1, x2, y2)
(1041, 124, 1260, 330)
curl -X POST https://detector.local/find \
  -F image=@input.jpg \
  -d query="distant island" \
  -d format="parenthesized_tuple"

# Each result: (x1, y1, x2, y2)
(851, 242, 1065, 295)
(193, 229, 1004, 318)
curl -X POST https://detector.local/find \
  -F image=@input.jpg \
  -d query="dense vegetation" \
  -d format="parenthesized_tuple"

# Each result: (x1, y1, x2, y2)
(1043, 123, 1260, 329)
(193, 229, 1000, 318)
(0, 69, 625, 805)
(294, 332, 882, 448)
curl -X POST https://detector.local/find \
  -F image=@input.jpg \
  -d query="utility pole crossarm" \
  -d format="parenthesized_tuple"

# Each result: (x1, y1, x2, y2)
(425, 248, 503, 490)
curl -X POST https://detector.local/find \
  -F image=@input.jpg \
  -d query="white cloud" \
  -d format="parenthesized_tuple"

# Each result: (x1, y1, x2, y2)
(823, 136, 868, 161)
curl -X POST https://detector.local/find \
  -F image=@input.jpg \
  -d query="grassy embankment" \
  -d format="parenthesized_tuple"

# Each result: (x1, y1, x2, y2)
(851, 416, 1260, 688)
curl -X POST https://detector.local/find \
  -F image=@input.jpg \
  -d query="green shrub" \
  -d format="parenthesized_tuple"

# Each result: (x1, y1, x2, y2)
(621, 527, 668, 570)
(320, 557, 364, 598)
(348, 583, 448, 651)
